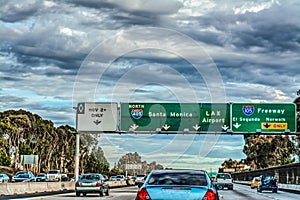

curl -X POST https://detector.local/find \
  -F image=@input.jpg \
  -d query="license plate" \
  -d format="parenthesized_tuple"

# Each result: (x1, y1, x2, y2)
(82, 182, 93, 186)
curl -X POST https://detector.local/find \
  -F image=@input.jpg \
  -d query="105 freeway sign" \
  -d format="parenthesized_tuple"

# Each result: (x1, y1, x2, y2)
(231, 103, 296, 133)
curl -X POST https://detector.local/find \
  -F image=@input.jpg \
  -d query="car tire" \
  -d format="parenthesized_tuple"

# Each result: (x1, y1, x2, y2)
(272, 189, 277, 193)
(75, 192, 80, 197)
(257, 188, 262, 193)
(105, 188, 110, 196)
(100, 188, 104, 197)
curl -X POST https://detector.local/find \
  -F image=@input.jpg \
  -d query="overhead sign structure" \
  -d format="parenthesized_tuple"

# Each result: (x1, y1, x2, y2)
(120, 103, 229, 132)
(75, 102, 297, 134)
(76, 102, 118, 132)
(231, 103, 296, 133)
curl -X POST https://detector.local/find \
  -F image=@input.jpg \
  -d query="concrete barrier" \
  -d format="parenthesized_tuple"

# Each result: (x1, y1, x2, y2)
(234, 180, 300, 193)
(0, 180, 134, 196)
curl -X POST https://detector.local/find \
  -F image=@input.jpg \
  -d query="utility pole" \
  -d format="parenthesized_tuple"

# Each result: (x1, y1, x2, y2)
(74, 131, 80, 181)
(73, 106, 80, 182)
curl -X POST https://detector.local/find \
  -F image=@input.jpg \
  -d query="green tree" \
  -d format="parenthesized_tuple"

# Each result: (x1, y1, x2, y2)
(243, 135, 297, 169)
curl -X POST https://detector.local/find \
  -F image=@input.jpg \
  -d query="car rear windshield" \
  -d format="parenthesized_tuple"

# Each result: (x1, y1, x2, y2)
(216, 174, 231, 179)
(17, 174, 29, 178)
(148, 172, 207, 186)
(80, 174, 101, 181)
(48, 171, 59, 174)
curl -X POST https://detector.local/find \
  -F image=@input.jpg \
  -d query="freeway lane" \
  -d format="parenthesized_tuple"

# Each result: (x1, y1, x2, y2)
(218, 184, 300, 200)
(0, 186, 138, 200)
(1, 184, 299, 200)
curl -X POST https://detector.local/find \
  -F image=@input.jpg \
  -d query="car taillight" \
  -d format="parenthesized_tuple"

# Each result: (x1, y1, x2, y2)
(75, 182, 79, 187)
(136, 188, 151, 200)
(96, 182, 101, 186)
(202, 189, 217, 200)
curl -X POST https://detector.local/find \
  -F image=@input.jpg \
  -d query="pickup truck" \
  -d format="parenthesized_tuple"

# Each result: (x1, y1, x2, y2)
(213, 173, 233, 190)
(46, 170, 61, 182)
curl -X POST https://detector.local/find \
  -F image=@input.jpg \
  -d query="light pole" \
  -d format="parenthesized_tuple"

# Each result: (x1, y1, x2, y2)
(72, 106, 80, 182)
(74, 131, 80, 182)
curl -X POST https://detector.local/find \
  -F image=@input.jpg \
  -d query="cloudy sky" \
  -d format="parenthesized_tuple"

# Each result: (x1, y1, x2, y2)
(1, 0, 299, 172)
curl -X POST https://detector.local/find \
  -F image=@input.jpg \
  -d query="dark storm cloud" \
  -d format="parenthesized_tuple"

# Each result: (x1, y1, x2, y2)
(0, 95, 25, 104)
(71, 0, 183, 15)
(0, 0, 42, 22)
(71, 0, 183, 27)
(231, 5, 300, 53)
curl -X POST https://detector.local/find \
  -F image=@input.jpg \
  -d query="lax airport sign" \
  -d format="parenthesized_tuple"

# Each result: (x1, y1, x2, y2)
(120, 103, 229, 132)
(76, 102, 296, 134)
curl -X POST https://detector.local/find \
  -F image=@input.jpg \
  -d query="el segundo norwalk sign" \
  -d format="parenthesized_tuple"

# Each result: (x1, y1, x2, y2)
(231, 103, 296, 133)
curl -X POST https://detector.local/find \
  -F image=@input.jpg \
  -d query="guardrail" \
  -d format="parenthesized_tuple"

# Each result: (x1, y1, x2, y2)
(0, 180, 135, 196)
(234, 180, 300, 194)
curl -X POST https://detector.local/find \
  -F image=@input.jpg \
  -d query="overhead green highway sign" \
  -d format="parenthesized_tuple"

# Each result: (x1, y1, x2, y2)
(231, 103, 296, 133)
(120, 103, 229, 132)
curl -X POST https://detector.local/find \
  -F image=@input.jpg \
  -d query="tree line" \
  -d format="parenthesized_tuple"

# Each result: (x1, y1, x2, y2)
(0, 109, 163, 176)
(0, 109, 109, 175)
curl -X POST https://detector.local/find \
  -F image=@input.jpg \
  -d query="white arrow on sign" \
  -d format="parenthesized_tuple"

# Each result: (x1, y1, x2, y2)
(193, 124, 201, 131)
(162, 124, 170, 130)
(233, 123, 241, 129)
(130, 124, 139, 131)
(221, 125, 229, 131)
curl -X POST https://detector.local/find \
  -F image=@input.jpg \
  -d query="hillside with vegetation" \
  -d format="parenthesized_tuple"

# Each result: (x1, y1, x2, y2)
(0, 109, 163, 176)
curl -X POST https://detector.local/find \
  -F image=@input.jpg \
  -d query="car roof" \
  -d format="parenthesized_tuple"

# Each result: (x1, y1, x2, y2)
(150, 169, 207, 175)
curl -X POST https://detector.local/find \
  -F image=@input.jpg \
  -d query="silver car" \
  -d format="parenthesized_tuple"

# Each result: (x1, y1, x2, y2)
(75, 173, 109, 197)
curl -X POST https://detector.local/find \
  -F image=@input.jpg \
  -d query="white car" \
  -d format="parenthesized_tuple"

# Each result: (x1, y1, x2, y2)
(46, 170, 61, 182)
(135, 174, 146, 186)
(214, 173, 233, 190)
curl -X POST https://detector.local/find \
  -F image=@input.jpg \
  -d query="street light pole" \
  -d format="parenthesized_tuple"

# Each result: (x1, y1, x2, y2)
(74, 131, 80, 181)
(72, 106, 80, 182)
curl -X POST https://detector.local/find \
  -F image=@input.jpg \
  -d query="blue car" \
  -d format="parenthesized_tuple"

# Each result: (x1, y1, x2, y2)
(257, 175, 278, 193)
(0, 174, 10, 183)
(136, 169, 219, 200)
(12, 171, 35, 182)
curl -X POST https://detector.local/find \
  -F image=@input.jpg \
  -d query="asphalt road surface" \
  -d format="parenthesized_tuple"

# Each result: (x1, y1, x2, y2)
(1, 184, 299, 200)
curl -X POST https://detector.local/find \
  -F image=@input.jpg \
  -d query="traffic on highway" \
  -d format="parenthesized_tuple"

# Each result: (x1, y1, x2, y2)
(1, 184, 299, 200)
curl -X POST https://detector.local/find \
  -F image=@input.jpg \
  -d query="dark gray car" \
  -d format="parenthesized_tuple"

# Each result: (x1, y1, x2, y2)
(75, 173, 109, 197)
